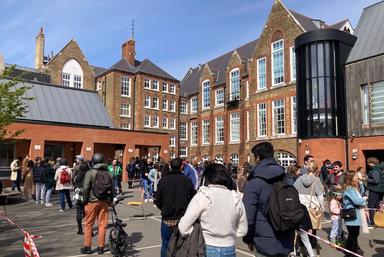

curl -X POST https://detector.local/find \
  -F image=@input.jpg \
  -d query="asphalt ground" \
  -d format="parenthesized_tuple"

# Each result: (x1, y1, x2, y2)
(0, 182, 384, 257)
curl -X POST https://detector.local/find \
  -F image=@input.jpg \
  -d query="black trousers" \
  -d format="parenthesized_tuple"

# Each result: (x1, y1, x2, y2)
(309, 229, 317, 249)
(76, 203, 84, 231)
(345, 225, 360, 257)
(368, 190, 384, 224)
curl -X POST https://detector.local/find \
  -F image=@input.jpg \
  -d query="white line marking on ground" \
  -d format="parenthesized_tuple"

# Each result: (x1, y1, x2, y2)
(66, 244, 161, 257)
(235, 248, 254, 256)
(150, 216, 162, 222)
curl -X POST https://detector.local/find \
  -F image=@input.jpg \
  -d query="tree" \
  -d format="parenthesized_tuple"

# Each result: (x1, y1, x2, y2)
(0, 66, 33, 140)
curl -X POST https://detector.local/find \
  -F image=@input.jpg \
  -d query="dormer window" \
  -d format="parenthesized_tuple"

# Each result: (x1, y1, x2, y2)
(61, 59, 83, 88)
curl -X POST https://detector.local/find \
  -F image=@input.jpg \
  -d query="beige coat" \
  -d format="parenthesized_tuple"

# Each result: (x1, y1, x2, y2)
(10, 160, 20, 181)
(55, 166, 73, 190)
(23, 167, 35, 195)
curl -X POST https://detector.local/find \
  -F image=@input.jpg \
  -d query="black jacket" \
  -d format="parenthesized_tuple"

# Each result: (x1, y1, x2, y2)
(155, 170, 195, 220)
(243, 158, 295, 256)
(167, 222, 205, 257)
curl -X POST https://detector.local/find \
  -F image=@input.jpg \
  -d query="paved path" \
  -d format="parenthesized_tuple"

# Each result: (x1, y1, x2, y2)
(0, 183, 383, 257)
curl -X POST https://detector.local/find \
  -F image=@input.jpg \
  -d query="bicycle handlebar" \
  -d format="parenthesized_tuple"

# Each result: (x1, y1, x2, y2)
(113, 195, 129, 205)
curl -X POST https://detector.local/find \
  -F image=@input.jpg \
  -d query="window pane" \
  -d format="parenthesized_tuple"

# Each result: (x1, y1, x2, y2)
(202, 81, 210, 108)
(372, 81, 384, 123)
(258, 58, 266, 90)
(272, 40, 284, 85)
(258, 103, 267, 136)
(230, 113, 240, 141)
(230, 69, 240, 100)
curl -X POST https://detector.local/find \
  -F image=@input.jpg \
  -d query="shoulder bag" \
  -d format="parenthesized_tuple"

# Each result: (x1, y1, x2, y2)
(308, 183, 324, 230)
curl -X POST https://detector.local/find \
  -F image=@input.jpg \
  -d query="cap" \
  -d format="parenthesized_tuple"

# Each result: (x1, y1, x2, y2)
(76, 155, 84, 161)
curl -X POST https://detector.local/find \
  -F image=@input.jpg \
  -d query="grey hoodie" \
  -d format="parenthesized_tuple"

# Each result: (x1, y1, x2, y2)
(294, 174, 325, 210)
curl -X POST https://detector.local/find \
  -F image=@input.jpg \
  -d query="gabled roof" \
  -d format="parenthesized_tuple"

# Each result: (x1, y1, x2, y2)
(180, 39, 258, 96)
(347, 1, 384, 63)
(16, 80, 113, 128)
(136, 59, 178, 81)
(91, 65, 107, 77)
(110, 58, 137, 74)
(329, 19, 349, 29)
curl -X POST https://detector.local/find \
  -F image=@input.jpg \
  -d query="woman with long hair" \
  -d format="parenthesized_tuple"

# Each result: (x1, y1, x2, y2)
(179, 163, 247, 257)
(342, 170, 367, 256)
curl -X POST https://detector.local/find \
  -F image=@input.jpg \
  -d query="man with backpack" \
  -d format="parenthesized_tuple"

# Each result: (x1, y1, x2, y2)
(54, 158, 73, 213)
(243, 142, 297, 257)
(81, 153, 114, 255)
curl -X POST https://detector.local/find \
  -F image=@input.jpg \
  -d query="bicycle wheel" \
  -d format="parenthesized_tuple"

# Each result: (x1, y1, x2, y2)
(109, 228, 118, 255)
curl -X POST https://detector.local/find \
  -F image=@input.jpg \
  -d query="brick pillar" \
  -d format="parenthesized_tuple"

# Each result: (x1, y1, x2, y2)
(81, 141, 94, 161)
(29, 139, 45, 160)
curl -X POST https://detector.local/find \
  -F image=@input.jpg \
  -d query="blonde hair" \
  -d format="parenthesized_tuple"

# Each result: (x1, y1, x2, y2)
(307, 162, 318, 174)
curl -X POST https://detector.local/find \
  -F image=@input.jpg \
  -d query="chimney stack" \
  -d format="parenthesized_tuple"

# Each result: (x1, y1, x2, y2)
(35, 27, 45, 70)
(0, 53, 4, 74)
(122, 39, 136, 66)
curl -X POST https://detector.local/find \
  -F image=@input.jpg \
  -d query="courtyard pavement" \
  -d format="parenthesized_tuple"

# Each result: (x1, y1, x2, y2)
(1, 182, 384, 257)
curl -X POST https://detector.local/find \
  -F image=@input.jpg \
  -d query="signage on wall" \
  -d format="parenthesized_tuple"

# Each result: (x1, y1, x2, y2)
(163, 150, 168, 154)
(304, 150, 310, 155)
(128, 149, 133, 153)
(34, 145, 41, 150)
(86, 147, 92, 151)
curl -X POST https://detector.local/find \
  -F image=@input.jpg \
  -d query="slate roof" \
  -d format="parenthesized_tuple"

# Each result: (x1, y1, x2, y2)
(110, 58, 137, 73)
(136, 59, 178, 81)
(289, 9, 321, 31)
(5, 64, 51, 83)
(329, 19, 349, 30)
(15, 80, 113, 128)
(347, 1, 384, 63)
(180, 39, 258, 96)
(91, 65, 107, 77)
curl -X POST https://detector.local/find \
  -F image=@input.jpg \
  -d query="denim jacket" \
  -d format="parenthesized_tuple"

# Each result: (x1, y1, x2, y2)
(342, 187, 367, 226)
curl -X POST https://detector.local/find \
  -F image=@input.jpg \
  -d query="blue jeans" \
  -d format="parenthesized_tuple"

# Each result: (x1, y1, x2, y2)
(142, 180, 150, 200)
(59, 189, 73, 210)
(330, 219, 343, 241)
(160, 221, 175, 257)
(205, 245, 236, 257)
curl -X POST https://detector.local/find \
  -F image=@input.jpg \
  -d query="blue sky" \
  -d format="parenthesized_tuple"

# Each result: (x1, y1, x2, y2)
(0, 0, 379, 80)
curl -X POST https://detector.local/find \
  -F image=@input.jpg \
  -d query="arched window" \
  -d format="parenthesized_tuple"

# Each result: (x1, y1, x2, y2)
(230, 153, 239, 165)
(62, 59, 83, 88)
(275, 151, 296, 169)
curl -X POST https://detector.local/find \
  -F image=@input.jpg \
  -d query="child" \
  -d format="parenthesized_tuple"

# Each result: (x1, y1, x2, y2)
(329, 191, 343, 244)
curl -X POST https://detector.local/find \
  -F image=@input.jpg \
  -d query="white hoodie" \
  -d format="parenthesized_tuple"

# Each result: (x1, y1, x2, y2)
(178, 185, 248, 247)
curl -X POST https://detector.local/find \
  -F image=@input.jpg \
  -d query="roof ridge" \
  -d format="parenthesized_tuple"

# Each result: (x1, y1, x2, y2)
(364, 0, 384, 10)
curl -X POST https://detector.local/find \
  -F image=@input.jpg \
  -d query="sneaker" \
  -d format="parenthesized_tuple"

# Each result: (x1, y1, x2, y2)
(45, 203, 54, 207)
(40, 201, 44, 205)
(144, 199, 149, 203)
(59, 209, 65, 213)
(35, 201, 39, 204)
(149, 198, 154, 202)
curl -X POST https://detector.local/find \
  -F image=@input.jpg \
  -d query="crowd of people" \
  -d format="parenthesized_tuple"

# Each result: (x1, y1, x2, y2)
(6, 142, 384, 257)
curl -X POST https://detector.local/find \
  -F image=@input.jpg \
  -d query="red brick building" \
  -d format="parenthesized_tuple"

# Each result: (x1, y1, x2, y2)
(180, 0, 351, 167)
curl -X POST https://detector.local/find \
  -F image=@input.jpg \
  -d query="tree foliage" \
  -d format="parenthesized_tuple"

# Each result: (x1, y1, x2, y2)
(0, 66, 33, 140)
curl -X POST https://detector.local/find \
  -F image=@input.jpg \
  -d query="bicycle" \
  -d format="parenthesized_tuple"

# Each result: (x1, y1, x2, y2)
(108, 196, 130, 257)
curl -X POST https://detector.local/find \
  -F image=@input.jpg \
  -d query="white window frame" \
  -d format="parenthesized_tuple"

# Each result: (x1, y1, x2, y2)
(202, 79, 210, 110)
(371, 81, 384, 124)
(191, 97, 198, 113)
(162, 117, 168, 129)
(162, 99, 168, 111)
(121, 123, 130, 130)
(202, 119, 210, 145)
(152, 80, 159, 91)
(144, 96, 151, 108)
(180, 101, 188, 114)
(257, 103, 267, 137)
(169, 84, 176, 94)
(271, 39, 284, 86)
(121, 76, 131, 97)
(169, 118, 176, 130)
(152, 116, 159, 128)
(190, 121, 198, 146)
(272, 99, 285, 135)
(170, 136, 176, 147)
(246, 81, 249, 99)
(230, 112, 240, 142)
(144, 115, 150, 127)
(120, 103, 131, 117)
(215, 88, 224, 107)
(162, 82, 168, 93)
(73, 75, 82, 89)
(291, 96, 297, 134)
(290, 47, 296, 82)
(169, 100, 176, 112)
(152, 97, 159, 109)
(179, 147, 188, 157)
(144, 78, 150, 89)
(215, 116, 224, 144)
(96, 80, 102, 91)
(257, 57, 266, 90)
(230, 68, 240, 101)
(180, 122, 188, 141)
(62, 73, 71, 87)
(231, 153, 240, 165)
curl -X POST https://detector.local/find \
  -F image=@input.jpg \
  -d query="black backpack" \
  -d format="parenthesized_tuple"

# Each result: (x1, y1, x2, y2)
(267, 178, 305, 232)
(92, 170, 113, 200)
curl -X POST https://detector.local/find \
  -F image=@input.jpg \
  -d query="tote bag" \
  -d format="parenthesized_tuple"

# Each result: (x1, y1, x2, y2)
(308, 184, 324, 230)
